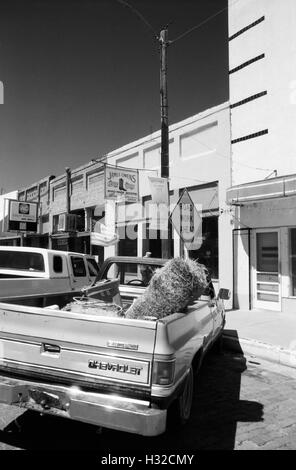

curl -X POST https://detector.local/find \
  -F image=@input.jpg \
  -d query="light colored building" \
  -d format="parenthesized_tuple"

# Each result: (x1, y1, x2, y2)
(228, 0, 296, 312)
(44, 102, 232, 300)
(49, 162, 106, 263)
(104, 101, 232, 299)
(229, 0, 296, 185)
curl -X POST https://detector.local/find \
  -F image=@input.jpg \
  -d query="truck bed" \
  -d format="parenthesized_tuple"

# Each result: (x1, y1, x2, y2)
(0, 300, 158, 395)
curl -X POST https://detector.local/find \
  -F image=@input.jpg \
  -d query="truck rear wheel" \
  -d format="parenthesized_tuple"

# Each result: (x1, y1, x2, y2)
(168, 366, 194, 429)
(177, 366, 194, 424)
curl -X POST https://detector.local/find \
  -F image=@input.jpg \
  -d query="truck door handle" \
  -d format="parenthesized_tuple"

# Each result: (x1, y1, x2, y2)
(41, 343, 61, 354)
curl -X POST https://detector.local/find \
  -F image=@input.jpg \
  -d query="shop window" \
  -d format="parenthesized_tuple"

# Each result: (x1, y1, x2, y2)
(91, 245, 104, 265)
(186, 216, 218, 280)
(143, 223, 174, 259)
(118, 224, 138, 257)
(143, 194, 174, 259)
(256, 232, 278, 273)
(290, 228, 296, 296)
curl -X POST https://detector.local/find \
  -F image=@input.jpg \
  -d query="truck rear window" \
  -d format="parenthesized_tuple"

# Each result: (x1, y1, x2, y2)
(103, 262, 162, 287)
(53, 255, 63, 273)
(71, 257, 86, 277)
(0, 251, 45, 272)
(87, 258, 100, 277)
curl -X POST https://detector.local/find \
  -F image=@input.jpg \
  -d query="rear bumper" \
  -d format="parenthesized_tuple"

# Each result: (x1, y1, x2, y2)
(0, 375, 167, 436)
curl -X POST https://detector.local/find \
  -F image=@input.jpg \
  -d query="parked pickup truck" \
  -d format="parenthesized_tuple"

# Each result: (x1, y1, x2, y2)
(0, 246, 101, 306)
(0, 256, 230, 436)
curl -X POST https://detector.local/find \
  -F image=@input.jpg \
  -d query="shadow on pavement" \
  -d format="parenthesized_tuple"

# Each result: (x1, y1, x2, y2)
(0, 338, 263, 451)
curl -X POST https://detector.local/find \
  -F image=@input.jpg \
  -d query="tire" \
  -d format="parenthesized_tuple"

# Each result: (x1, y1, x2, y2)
(211, 333, 224, 354)
(168, 366, 194, 428)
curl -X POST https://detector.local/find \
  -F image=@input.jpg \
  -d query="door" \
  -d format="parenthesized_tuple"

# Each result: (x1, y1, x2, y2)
(253, 229, 281, 311)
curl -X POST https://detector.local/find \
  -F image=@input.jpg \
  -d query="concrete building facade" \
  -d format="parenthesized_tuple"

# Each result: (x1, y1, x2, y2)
(228, 0, 296, 313)
(49, 161, 106, 263)
(104, 102, 232, 299)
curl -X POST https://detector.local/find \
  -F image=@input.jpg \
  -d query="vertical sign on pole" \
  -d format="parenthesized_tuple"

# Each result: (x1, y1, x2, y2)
(170, 189, 203, 251)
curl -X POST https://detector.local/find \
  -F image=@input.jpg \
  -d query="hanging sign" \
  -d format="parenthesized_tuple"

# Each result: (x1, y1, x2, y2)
(148, 176, 169, 204)
(104, 165, 139, 203)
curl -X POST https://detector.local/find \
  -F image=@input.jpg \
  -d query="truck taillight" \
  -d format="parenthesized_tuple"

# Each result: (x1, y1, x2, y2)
(152, 360, 175, 386)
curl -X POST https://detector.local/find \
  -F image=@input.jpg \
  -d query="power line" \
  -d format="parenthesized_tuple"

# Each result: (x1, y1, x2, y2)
(104, 162, 159, 173)
(170, 0, 241, 45)
(114, 0, 159, 40)
(187, 129, 275, 173)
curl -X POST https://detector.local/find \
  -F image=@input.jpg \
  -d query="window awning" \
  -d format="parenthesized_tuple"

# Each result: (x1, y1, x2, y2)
(226, 173, 296, 205)
(0, 234, 21, 240)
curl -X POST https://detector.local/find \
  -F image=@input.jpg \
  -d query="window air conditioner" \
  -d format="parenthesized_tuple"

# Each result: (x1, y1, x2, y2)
(57, 213, 77, 232)
(57, 213, 66, 231)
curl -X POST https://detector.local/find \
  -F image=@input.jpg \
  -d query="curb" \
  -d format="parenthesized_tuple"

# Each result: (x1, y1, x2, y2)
(222, 333, 296, 370)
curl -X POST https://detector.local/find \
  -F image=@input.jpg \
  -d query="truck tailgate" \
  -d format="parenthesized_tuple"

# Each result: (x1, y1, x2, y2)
(0, 302, 157, 397)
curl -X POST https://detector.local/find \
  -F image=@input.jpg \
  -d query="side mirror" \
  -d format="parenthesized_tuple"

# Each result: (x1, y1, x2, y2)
(217, 288, 231, 300)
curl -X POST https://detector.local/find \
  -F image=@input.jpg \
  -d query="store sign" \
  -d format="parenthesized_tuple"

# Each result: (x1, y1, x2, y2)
(7, 199, 38, 232)
(170, 189, 203, 249)
(104, 166, 139, 203)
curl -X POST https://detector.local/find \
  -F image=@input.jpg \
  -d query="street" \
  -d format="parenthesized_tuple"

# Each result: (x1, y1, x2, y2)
(0, 349, 295, 451)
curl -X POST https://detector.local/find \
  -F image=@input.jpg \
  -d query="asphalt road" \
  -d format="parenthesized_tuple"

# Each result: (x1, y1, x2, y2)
(0, 349, 295, 452)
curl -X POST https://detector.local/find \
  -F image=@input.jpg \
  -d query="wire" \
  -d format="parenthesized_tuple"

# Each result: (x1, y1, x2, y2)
(105, 162, 159, 173)
(171, 0, 241, 45)
(114, 0, 159, 40)
(169, 174, 215, 185)
(230, 212, 251, 229)
(187, 129, 275, 173)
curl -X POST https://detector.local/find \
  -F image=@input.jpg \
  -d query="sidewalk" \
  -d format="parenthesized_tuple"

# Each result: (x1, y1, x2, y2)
(222, 308, 296, 369)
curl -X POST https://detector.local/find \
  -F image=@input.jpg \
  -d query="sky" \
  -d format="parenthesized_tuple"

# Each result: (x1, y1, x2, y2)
(0, 0, 229, 193)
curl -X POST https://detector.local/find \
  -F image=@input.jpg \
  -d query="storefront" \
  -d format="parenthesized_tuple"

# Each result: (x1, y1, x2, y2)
(180, 183, 219, 281)
(228, 173, 296, 313)
(0, 235, 22, 246)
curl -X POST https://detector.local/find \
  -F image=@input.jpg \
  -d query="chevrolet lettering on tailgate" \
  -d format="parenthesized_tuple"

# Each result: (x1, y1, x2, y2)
(86, 354, 150, 384)
(88, 360, 142, 376)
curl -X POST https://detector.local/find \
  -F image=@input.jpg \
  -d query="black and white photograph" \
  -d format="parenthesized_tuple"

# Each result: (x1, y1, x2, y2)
(0, 0, 295, 457)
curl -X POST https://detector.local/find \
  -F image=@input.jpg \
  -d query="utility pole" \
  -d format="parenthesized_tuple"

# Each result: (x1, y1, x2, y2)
(65, 167, 71, 214)
(160, 28, 169, 181)
(159, 27, 171, 258)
